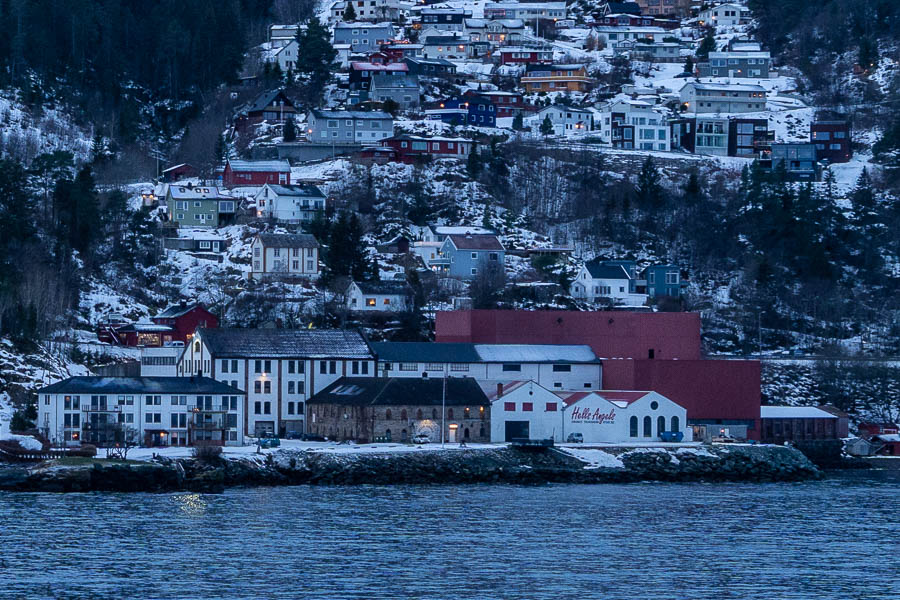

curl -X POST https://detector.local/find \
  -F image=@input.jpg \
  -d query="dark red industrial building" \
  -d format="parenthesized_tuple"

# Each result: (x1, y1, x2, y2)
(435, 310, 761, 440)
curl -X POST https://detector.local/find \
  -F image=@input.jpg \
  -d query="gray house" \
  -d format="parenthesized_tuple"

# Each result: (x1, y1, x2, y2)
(370, 73, 420, 108)
(306, 109, 394, 144)
(679, 82, 767, 114)
(439, 233, 505, 279)
(698, 51, 771, 78)
(404, 57, 457, 78)
(770, 143, 820, 181)
(333, 22, 394, 53)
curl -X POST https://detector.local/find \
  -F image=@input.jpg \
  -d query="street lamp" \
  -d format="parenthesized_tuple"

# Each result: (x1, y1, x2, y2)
(422, 368, 446, 447)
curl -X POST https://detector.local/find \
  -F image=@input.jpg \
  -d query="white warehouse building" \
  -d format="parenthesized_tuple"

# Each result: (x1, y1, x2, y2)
(490, 381, 690, 443)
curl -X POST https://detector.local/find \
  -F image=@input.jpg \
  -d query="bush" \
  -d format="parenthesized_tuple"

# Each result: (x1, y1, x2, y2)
(192, 443, 223, 463)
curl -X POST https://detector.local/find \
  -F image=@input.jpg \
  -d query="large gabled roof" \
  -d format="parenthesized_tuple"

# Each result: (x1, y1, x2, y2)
(198, 328, 372, 359)
(264, 184, 325, 198)
(226, 159, 291, 173)
(38, 376, 242, 395)
(447, 233, 504, 251)
(256, 233, 320, 249)
(352, 280, 414, 296)
(584, 262, 631, 280)
(371, 342, 599, 364)
(154, 303, 208, 319)
(246, 89, 295, 114)
(309, 377, 488, 406)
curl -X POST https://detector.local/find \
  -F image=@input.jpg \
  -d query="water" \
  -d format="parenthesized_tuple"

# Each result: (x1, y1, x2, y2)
(1, 474, 899, 599)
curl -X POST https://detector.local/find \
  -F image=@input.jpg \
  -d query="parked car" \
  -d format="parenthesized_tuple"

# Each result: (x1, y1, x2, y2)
(258, 437, 281, 449)
(285, 431, 304, 440)
(301, 433, 327, 442)
(566, 432, 584, 443)
(412, 434, 430, 444)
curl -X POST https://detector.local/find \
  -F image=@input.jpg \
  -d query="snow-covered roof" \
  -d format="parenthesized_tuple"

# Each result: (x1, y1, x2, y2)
(226, 159, 291, 173)
(475, 344, 598, 364)
(683, 82, 767, 92)
(350, 62, 408, 71)
(708, 51, 771, 59)
(760, 406, 838, 419)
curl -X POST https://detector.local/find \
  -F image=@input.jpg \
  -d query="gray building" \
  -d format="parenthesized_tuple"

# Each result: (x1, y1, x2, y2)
(306, 109, 394, 144)
(404, 57, 457, 78)
(332, 22, 394, 53)
(698, 51, 771, 78)
(679, 82, 767, 114)
(438, 233, 505, 280)
(370, 73, 420, 108)
(770, 143, 820, 181)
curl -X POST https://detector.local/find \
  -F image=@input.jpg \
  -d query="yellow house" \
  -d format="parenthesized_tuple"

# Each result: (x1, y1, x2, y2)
(521, 63, 593, 93)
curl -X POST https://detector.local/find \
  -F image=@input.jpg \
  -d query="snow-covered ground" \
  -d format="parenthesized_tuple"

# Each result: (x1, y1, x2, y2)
(559, 447, 624, 469)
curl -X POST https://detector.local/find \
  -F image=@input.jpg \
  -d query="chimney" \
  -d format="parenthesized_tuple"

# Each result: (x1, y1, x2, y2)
(496, 382, 503, 398)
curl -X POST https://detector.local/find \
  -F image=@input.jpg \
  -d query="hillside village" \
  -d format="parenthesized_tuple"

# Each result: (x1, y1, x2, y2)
(1, 0, 899, 457)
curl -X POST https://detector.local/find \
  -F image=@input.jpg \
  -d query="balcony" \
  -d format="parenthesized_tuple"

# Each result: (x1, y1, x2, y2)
(83, 405, 120, 413)
(190, 405, 230, 413)
(190, 420, 226, 431)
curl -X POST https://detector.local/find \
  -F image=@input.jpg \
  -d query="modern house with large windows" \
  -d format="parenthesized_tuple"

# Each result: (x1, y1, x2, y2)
(37, 376, 245, 447)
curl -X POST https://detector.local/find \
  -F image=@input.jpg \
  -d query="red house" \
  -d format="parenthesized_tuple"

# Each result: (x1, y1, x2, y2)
(497, 46, 553, 65)
(858, 422, 899, 439)
(380, 135, 474, 164)
(464, 89, 529, 117)
(435, 310, 762, 440)
(810, 120, 852, 164)
(217, 159, 291, 187)
(161, 163, 197, 183)
(97, 304, 218, 347)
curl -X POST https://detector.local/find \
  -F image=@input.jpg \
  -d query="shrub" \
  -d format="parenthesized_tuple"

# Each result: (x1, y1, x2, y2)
(192, 443, 223, 463)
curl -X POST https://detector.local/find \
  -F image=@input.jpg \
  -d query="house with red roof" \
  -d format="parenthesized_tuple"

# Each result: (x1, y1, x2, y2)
(489, 380, 688, 443)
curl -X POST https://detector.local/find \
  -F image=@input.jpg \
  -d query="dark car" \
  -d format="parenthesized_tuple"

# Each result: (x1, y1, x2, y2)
(301, 433, 327, 442)
(285, 431, 304, 440)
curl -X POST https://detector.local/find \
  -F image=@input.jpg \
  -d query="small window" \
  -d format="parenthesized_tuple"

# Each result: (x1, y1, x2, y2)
(504, 402, 515, 411)
(522, 403, 533, 412)
(552, 364, 571, 372)
(546, 402, 557, 412)
(502, 364, 521, 372)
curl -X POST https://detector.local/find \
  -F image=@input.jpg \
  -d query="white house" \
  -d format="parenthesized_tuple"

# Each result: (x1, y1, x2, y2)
(263, 39, 299, 73)
(490, 383, 690, 443)
(372, 342, 602, 391)
(679, 82, 767, 114)
(37, 376, 245, 448)
(177, 328, 375, 438)
(592, 26, 667, 48)
(599, 99, 671, 151)
(346, 280, 413, 312)
(569, 262, 647, 306)
(249, 233, 320, 280)
(254, 183, 326, 223)
(699, 3, 748, 28)
(525, 105, 594, 136)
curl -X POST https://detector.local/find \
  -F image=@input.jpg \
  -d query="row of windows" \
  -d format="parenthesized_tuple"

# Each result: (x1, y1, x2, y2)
(629, 415, 679, 437)
(504, 402, 558, 412)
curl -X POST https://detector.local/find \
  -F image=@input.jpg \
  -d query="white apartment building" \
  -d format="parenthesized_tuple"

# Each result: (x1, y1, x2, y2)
(37, 376, 245, 447)
(177, 328, 375, 437)
(679, 82, 767, 114)
(600, 100, 671, 151)
(140, 345, 184, 377)
(249, 233, 320, 280)
(371, 342, 602, 391)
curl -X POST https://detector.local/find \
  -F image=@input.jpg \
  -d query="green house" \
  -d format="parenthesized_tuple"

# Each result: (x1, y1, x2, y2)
(166, 185, 236, 228)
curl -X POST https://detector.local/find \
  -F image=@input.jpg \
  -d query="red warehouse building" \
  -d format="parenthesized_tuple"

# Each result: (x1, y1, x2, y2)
(436, 310, 761, 440)
(217, 159, 291, 187)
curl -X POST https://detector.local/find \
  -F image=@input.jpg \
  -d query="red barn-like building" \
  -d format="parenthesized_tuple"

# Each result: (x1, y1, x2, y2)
(97, 304, 218, 347)
(380, 135, 474, 163)
(435, 310, 762, 440)
(217, 159, 291, 187)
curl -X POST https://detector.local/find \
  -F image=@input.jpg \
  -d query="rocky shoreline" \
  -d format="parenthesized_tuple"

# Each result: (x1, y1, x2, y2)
(0, 444, 824, 493)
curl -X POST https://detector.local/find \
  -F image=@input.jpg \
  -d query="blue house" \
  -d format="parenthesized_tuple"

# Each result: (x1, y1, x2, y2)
(425, 95, 496, 127)
(439, 233, 505, 279)
(642, 265, 683, 297)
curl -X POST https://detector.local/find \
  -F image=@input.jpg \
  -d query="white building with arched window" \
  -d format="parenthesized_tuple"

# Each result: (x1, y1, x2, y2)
(490, 382, 690, 443)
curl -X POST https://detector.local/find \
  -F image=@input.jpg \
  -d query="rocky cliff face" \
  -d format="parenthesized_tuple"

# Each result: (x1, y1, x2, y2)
(0, 444, 821, 493)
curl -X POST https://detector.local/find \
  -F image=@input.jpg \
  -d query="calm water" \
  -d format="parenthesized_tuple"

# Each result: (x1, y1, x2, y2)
(2, 473, 899, 599)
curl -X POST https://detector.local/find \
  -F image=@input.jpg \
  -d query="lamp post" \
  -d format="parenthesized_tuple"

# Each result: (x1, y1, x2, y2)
(423, 368, 447, 447)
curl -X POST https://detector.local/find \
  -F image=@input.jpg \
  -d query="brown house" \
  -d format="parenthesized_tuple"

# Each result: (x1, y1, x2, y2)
(307, 377, 490, 443)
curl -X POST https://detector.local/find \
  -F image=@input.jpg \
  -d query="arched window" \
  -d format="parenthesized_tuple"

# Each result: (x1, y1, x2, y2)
(400, 409, 407, 421)
(401, 429, 408, 442)
(630, 416, 638, 437)
(464, 427, 470, 440)
(194, 341, 200, 352)
(416, 409, 423, 420)
(657, 416, 666, 435)
(448, 408, 454, 419)
(479, 425, 486, 438)
(385, 409, 392, 420)
(385, 429, 391, 441)
(671, 416, 680, 432)
(643, 416, 652, 437)
(432, 408, 438, 419)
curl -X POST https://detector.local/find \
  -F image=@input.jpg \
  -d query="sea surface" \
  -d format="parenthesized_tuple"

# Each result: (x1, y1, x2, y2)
(1, 472, 898, 600)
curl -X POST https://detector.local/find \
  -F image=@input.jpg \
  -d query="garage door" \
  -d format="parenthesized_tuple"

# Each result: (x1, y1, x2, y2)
(505, 421, 530, 442)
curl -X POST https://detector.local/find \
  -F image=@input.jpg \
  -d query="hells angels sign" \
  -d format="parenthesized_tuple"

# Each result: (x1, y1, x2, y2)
(570, 406, 616, 425)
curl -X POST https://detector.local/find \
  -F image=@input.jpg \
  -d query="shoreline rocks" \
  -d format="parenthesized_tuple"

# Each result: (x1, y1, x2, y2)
(0, 444, 822, 493)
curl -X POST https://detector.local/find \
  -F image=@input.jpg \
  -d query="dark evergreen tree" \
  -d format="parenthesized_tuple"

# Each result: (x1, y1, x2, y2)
(511, 112, 524, 130)
(635, 156, 664, 210)
(696, 28, 717, 60)
(343, 2, 356, 20)
(540, 115, 554, 136)
(283, 117, 297, 142)
(683, 55, 694, 74)
(296, 17, 337, 108)
(466, 146, 483, 179)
